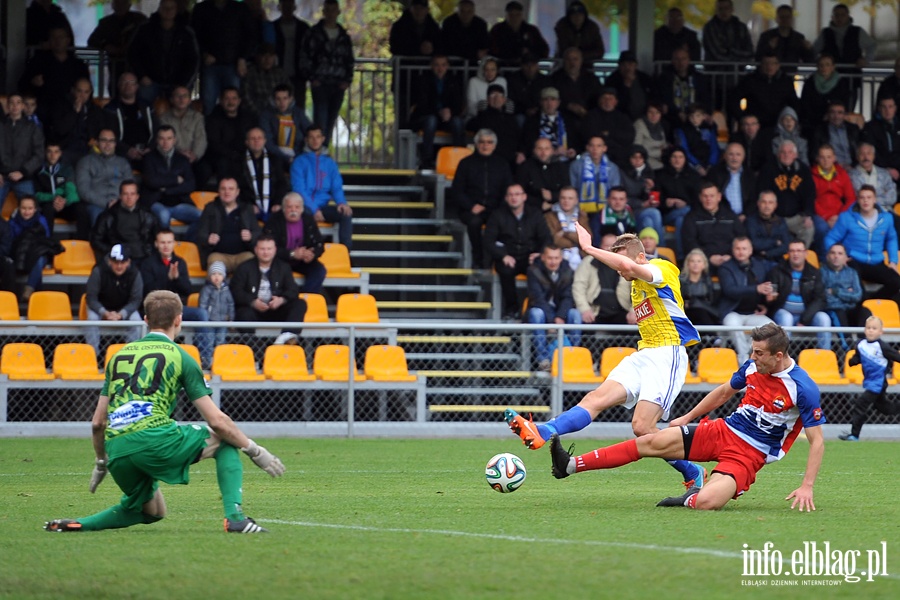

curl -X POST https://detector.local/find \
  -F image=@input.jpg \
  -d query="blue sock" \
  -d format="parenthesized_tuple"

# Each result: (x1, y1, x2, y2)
(538, 406, 593, 439)
(667, 459, 700, 482)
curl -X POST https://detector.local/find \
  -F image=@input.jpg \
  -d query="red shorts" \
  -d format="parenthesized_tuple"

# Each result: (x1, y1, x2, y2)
(686, 418, 767, 499)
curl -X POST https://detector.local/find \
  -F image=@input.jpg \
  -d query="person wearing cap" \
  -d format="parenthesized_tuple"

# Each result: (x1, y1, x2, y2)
(489, 1, 549, 65)
(553, 1, 604, 63)
(584, 86, 635, 166)
(409, 54, 466, 169)
(519, 87, 575, 164)
(199, 259, 235, 357)
(605, 51, 655, 121)
(550, 47, 601, 151)
(465, 57, 508, 120)
(638, 227, 666, 261)
(90, 179, 158, 268)
(622, 144, 664, 242)
(440, 0, 490, 64)
(140, 228, 213, 366)
(84, 243, 145, 354)
(467, 84, 520, 165)
(653, 7, 701, 63)
(505, 52, 552, 121)
(517, 138, 571, 213)
(452, 129, 513, 269)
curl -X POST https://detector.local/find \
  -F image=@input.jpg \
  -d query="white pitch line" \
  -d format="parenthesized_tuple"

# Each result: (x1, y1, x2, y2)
(263, 519, 741, 559)
(263, 519, 900, 581)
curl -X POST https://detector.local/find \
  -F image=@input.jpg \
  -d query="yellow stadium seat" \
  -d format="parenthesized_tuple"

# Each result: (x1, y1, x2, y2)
(53, 240, 96, 276)
(187, 293, 199, 308)
(843, 352, 863, 385)
(696, 347, 739, 383)
(211, 344, 265, 381)
(1, 191, 16, 219)
(364, 345, 416, 382)
(53, 344, 105, 380)
(656, 246, 676, 263)
(336, 293, 379, 323)
(0, 290, 20, 320)
(27, 291, 73, 320)
(320, 243, 359, 279)
(712, 110, 729, 143)
(175, 241, 206, 277)
(1, 343, 55, 380)
(191, 190, 218, 211)
(313, 344, 365, 381)
(551, 346, 603, 383)
(862, 299, 900, 328)
(893, 362, 900, 386)
(79, 294, 88, 320)
(104, 343, 127, 368)
(436, 146, 473, 180)
(263, 345, 315, 381)
(299, 292, 329, 322)
(179, 344, 202, 368)
(798, 349, 848, 385)
(599, 347, 637, 380)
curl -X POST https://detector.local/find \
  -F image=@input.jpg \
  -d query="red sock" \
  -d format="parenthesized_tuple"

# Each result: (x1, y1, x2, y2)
(575, 439, 640, 472)
(685, 493, 699, 509)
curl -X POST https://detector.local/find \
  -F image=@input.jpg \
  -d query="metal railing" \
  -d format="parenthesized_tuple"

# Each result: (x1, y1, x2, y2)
(2, 320, 898, 439)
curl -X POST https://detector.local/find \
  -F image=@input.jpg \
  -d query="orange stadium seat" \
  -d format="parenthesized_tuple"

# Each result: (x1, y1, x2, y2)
(696, 347, 739, 383)
(862, 299, 900, 328)
(0, 291, 20, 320)
(54, 240, 96, 276)
(1, 343, 55, 380)
(798, 349, 847, 385)
(175, 241, 206, 277)
(436, 146, 473, 180)
(211, 344, 264, 381)
(299, 292, 329, 322)
(191, 191, 217, 211)
(551, 346, 603, 383)
(263, 345, 315, 381)
(104, 343, 127, 368)
(320, 243, 358, 279)
(336, 293, 379, 323)
(179, 344, 203, 367)
(314, 345, 365, 381)
(364, 345, 416, 382)
(27, 291, 72, 320)
(599, 347, 637, 380)
(53, 344, 105, 380)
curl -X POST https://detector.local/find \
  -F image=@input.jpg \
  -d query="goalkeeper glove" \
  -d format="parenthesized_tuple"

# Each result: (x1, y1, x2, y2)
(89, 458, 108, 493)
(242, 440, 285, 477)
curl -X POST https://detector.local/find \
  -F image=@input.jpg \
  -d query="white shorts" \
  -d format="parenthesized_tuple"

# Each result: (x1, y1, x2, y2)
(607, 345, 689, 420)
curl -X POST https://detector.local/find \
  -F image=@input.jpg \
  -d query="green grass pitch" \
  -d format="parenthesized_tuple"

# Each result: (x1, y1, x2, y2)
(2, 436, 899, 599)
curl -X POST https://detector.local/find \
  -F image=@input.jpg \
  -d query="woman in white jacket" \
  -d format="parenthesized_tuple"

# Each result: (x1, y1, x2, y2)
(465, 57, 507, 119)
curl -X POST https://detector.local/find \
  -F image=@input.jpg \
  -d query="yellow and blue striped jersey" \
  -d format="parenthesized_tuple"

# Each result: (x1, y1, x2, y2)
(630, 259, 700, 350)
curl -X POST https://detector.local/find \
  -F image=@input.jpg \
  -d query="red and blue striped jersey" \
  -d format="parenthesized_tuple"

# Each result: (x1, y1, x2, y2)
(725, 359, 825, 463)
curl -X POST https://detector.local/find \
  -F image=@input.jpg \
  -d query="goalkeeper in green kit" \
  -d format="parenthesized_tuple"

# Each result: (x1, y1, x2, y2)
(45, 290, 285, 534)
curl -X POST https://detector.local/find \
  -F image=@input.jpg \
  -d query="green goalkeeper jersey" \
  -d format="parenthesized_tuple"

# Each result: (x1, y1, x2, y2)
(101, 332, 210, 441)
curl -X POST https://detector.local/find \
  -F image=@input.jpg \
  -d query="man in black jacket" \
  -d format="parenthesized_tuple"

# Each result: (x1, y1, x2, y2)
(756, 139, 816, 247)
(409, 55, 465, 170)
(192, 0, 255, 115)
(467, 85, 520, 165)
(273, 0, 310, 111)
(526, 244, 581, 370)
(451, 129, 513, 268)
(233, 127, 289, 224)
(90, 180, 158, 268)
(484, 183, 552, 319)
(140, 229, 213, 366)
(584, 88, 635, 167)
(810, 101, 860, 168)
(766, 239, 831, 350)
(681, 181, 745, 274)
(862, 96, 900, 182)
(84, 244, 144, 353)
(516, 138, 570, 213)
(45, 78, 112, 165)
(730, 53, 798, 130)
(0, 218, 16, 294)
(707, 142, 753, 218)
(201, 87, 257, 186)
(142, 125, 199, 237)
(231, 235, 306, 345)
(128, 0, 199, 105)
(196, 177, 261, 271)
(440, 0, 489, 63)
(264, 192, 325, 294)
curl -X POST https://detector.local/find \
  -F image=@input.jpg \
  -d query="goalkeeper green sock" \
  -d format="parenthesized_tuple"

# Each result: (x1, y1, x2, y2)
(215, 443, 245, 521)
(77, 505, 154, 531)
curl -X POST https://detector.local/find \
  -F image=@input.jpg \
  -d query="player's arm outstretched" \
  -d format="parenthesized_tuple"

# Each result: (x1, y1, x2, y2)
(575, 222, 655, 282)
(88, 395, 112, 493)
(786, 425, 823, 513)
(194, 396, 285, 476)
(669, 383, 740, 427)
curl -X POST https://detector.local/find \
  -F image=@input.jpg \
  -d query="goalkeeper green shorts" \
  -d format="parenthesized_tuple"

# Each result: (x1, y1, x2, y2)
(106, 424, 211, 512)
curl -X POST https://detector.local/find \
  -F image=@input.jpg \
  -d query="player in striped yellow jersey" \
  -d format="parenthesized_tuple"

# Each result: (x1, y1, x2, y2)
(507, 224, 706, 489)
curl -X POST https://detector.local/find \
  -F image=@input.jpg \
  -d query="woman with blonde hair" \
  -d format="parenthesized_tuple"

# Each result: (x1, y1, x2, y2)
(679, 248, 720, 327)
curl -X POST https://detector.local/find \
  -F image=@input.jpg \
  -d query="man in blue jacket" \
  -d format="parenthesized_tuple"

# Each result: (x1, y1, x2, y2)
(290, 124, 352, 249)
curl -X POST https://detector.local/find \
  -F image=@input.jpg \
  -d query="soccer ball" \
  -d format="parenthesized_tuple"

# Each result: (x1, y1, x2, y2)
(485, 452, 526, 493)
